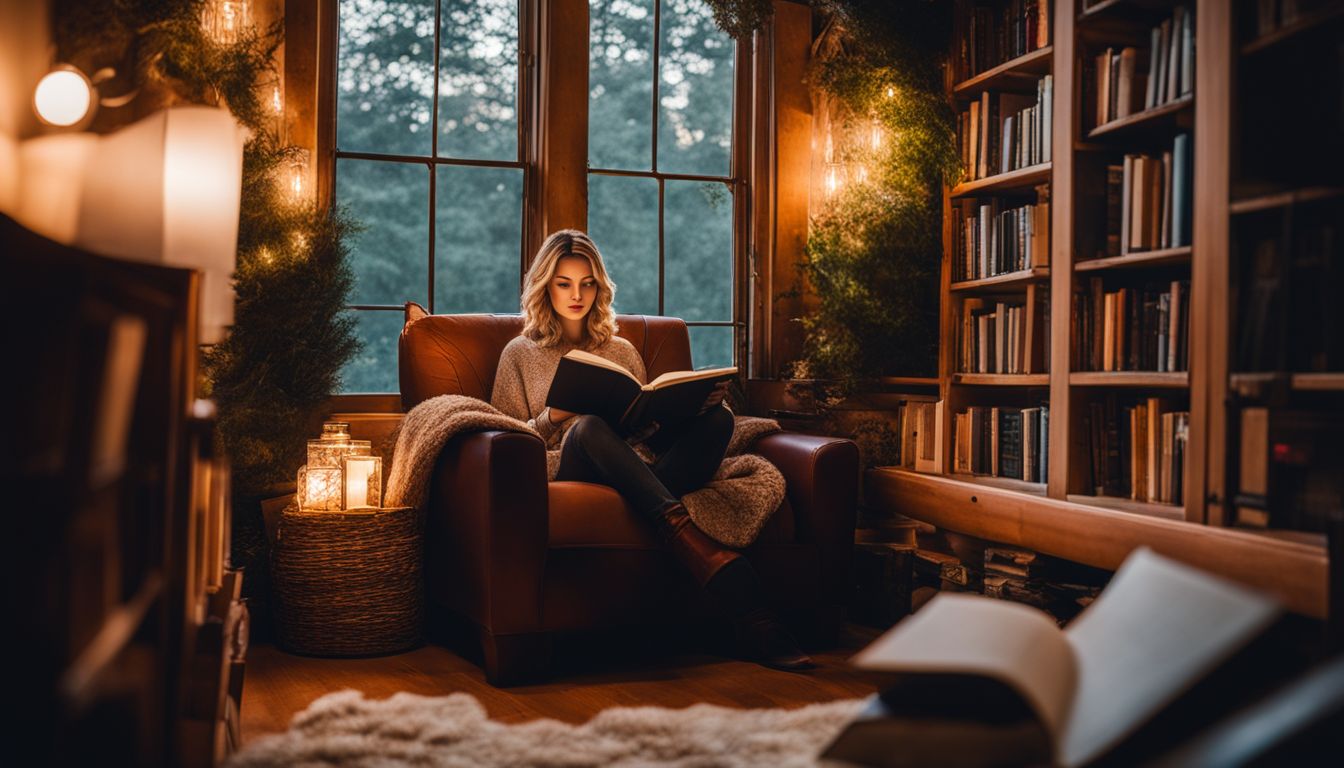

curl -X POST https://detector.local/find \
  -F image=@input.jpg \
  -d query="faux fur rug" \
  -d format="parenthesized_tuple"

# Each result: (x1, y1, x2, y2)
(227, 689, 866, 767)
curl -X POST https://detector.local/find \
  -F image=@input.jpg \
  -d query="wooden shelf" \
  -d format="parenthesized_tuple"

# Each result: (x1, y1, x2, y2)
(1087, 96, 1193, 140)
(951, 267, 1050, 292)
(879, 376, 940, 388)
(1074, 246, 1191, 271)
(1230, 186, 1344, 215)
(1291, 373, 1344, 391)
(1067, 493, 1185, 521)
(953, 46, 1053, 98)
(949, 473, 1047, 497)
(951, 164, 1052, 197)
(1242, 4, 1344, 56)
(1070, 371, 1189, 388)
(1078, 0, 1182, 22)
(866, 468, 1328, 617)
(952, 373, 1050, 386)
(59, 573, 164, 705)
(1231, 372, 1344, 396)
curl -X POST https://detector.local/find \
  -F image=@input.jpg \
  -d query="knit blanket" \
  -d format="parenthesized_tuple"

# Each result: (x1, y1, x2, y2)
(385, 395, 786, 548)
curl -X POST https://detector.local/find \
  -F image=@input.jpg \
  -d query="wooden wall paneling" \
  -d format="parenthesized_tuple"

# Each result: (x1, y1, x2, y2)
(1047, 0, 1076, 500)
(749, 13, 776, 379)
(767, 0, 813, 378)
(733, 26, 754, 381)
(1193, 0, 1232, 526)
(538, 0, 589, 238)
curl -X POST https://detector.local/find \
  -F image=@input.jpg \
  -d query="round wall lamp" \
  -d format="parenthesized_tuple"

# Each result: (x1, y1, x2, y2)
(33, 66, 93, 127)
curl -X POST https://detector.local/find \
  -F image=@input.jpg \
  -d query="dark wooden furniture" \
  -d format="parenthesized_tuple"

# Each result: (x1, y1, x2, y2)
(869, 0, 1334, 618)
(8, 214, 245, 766)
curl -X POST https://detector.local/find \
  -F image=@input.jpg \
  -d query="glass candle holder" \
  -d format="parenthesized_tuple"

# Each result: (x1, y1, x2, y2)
(342, 454, 382, 510)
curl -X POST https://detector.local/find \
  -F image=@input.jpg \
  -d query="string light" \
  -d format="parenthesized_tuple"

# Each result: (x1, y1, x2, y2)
(870, 119, 882, 151)
(201, 0, 252, 45)
(885, 86, 895, 99)
(825, 165, 841, 197)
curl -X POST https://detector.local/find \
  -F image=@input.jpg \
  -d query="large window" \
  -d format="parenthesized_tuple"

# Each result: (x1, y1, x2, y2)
(336, 0, 527, 393)
(587, 0, 737, 369)
(334, 0, 739, 392)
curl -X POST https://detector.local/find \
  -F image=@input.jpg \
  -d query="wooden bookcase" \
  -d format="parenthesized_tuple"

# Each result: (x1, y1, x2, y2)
(869, 0, 1336, 618)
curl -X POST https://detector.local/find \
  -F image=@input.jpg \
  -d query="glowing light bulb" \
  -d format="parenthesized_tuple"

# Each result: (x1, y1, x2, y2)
(857, 165, 869, 183)
(33, 68, 93, 126)
(870, 121, 882, 150)
(271, 86, 282, 115)
(825, 166, 840, 197)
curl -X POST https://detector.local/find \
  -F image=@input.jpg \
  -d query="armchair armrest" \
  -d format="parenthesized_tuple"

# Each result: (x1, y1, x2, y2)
(751, 432, 859, 604)
(425, 430, 549, 635)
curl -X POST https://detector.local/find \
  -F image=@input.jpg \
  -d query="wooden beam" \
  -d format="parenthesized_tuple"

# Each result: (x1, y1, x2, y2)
(536, 0, 589, 241)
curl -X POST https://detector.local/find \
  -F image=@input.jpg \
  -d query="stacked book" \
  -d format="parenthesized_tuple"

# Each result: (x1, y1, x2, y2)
(952, 191, 1051, 280)
(1087, 5, 1194, 129)
(953, 405, 1050, 484)
(960, 294, 1050, 375)
(957, 76, 1054, 182)
(956, 0, 1052, 81)
(1098, 133, 1193, 256)
(1073, 277, 1189, 372)
(1084, 395, 1189, 504)
(982, 547, 1105, 626)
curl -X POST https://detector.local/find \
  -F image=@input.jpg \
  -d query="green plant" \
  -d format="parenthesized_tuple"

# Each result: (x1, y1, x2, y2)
(792, 1, 959, 397)
(703, 0, 775, 38)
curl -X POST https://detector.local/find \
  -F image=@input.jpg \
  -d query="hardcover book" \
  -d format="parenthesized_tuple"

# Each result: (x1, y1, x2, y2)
(545, 349, 735, 435)
(821, 548, 1281, 767)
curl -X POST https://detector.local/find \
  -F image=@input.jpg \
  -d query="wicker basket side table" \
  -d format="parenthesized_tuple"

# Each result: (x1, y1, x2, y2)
(271, 503, 423, 657)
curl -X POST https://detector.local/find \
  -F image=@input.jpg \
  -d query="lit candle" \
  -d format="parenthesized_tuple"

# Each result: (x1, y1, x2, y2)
(343, 455, 381, 510)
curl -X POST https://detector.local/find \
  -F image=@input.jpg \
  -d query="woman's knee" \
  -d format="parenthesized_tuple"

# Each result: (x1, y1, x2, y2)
(567, 414, 613, 446)
(706, 404, 734, 437)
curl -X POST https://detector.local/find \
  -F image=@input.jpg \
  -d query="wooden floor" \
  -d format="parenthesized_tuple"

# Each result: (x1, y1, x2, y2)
(240, 623, 884, 747)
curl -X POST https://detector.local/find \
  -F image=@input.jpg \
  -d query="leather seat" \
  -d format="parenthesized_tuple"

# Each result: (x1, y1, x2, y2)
(400, 306, 858, 684)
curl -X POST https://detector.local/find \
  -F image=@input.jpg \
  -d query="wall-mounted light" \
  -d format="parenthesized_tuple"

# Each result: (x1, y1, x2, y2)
(201, 0, 253, 45)
(283, 148, 311, 205)
(33, 66, 93, 127)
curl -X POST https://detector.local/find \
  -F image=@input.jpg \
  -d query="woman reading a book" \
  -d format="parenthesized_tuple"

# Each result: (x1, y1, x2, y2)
(490, 229, 811, 670)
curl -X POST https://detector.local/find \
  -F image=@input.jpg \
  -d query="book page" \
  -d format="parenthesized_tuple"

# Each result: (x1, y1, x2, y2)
(563, 349, 638, 382)
(853, 593, 1078, 741)
(1060, 548, 1281, 767)
(645, 366, 737, 390)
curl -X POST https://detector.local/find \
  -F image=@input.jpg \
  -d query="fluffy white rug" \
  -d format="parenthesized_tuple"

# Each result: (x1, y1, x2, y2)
(227, 689, 866, 767)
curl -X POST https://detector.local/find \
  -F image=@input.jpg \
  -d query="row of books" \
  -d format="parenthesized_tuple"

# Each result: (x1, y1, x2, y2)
(1072, 278, 1189, 373)
(1251, 0, 1326, 40)
(960, 294, 1050, 375)
(1237, 221, 1342, 373)
(1098, 133, 1193, 256)
(953, 405, 1050, 484)
(1084, 396, 1188, 504)
(956, 0, 1051, 81)
(1236, 407, 1344, 532)
(1088, 6, 1194, 128)
(957, 76, 1053, 182)
(952, 193, 1051, 281)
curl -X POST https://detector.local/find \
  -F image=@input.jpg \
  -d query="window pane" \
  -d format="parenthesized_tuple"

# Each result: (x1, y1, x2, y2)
(438, 0, 519, 161)
(338, 0, 436, 156)
(657, 0, 733, 176)
(340, 309, 405, 393)
(688, 325, 733, 369)
(589, 0, 655, 170)
(664, 180, 732, 321)
(435, 165, 523, 312)
(588, 174, 659, 315)
(337, 158, 429, 306)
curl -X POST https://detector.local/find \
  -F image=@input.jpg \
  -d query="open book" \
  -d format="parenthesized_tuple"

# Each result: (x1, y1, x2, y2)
(545, 349, 736, 435)
(822, 548, 1281, 767)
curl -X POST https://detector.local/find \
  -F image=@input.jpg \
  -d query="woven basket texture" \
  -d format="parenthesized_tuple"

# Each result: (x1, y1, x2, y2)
(272, 503, 424, 657)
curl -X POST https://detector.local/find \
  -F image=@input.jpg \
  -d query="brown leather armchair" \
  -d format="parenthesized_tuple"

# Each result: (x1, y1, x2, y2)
(399, 309, 859, 684)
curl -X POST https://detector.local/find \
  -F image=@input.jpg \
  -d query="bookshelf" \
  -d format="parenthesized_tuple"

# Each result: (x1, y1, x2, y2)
(868, 0, 1335, 617)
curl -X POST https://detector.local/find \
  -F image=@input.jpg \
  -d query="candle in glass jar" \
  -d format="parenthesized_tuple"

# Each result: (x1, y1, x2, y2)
(342, 455, 380, 510)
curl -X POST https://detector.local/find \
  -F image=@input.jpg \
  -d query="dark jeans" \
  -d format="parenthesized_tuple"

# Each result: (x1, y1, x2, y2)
(555, 406, 734, 522)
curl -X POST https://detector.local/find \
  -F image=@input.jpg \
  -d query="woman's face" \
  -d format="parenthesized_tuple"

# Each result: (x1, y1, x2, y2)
(549, 255, 598, 323)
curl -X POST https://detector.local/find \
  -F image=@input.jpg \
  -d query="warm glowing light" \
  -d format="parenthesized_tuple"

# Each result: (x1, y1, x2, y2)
(33, 68, 93, 126)
(257, 246, 274, 265)
(202, 0, 252, 44)
(825, 165, 840, 197)
(870, 121, 882, 150)
(885, 86, 895, 99)
(857, 164, 869, 183)
(824, 130, 834, 164)
(291, 230, 308, 251)
(271, 85, 282, 114)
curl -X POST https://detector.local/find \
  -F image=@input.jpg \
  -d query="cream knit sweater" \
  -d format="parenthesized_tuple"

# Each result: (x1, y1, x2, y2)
(489, 334, 647, 450)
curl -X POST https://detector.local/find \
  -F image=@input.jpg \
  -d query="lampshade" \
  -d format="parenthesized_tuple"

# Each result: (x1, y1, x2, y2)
(14, 106, 248, 343)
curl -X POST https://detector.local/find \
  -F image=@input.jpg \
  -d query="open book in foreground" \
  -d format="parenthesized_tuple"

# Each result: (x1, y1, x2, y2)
(545, 349, 736, 435)
(821, 547, 1281, 767)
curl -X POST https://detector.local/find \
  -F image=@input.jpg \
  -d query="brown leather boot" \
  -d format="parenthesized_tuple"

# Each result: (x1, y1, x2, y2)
(654, 504, 742, 588)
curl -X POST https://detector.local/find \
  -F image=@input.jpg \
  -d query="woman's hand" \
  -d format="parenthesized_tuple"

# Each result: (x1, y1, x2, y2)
(698, 381, 730, 414)
(548, 406, 577, 423)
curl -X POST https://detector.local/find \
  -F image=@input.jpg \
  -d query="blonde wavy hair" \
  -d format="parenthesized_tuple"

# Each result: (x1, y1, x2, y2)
(521, 229, 618, 348)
